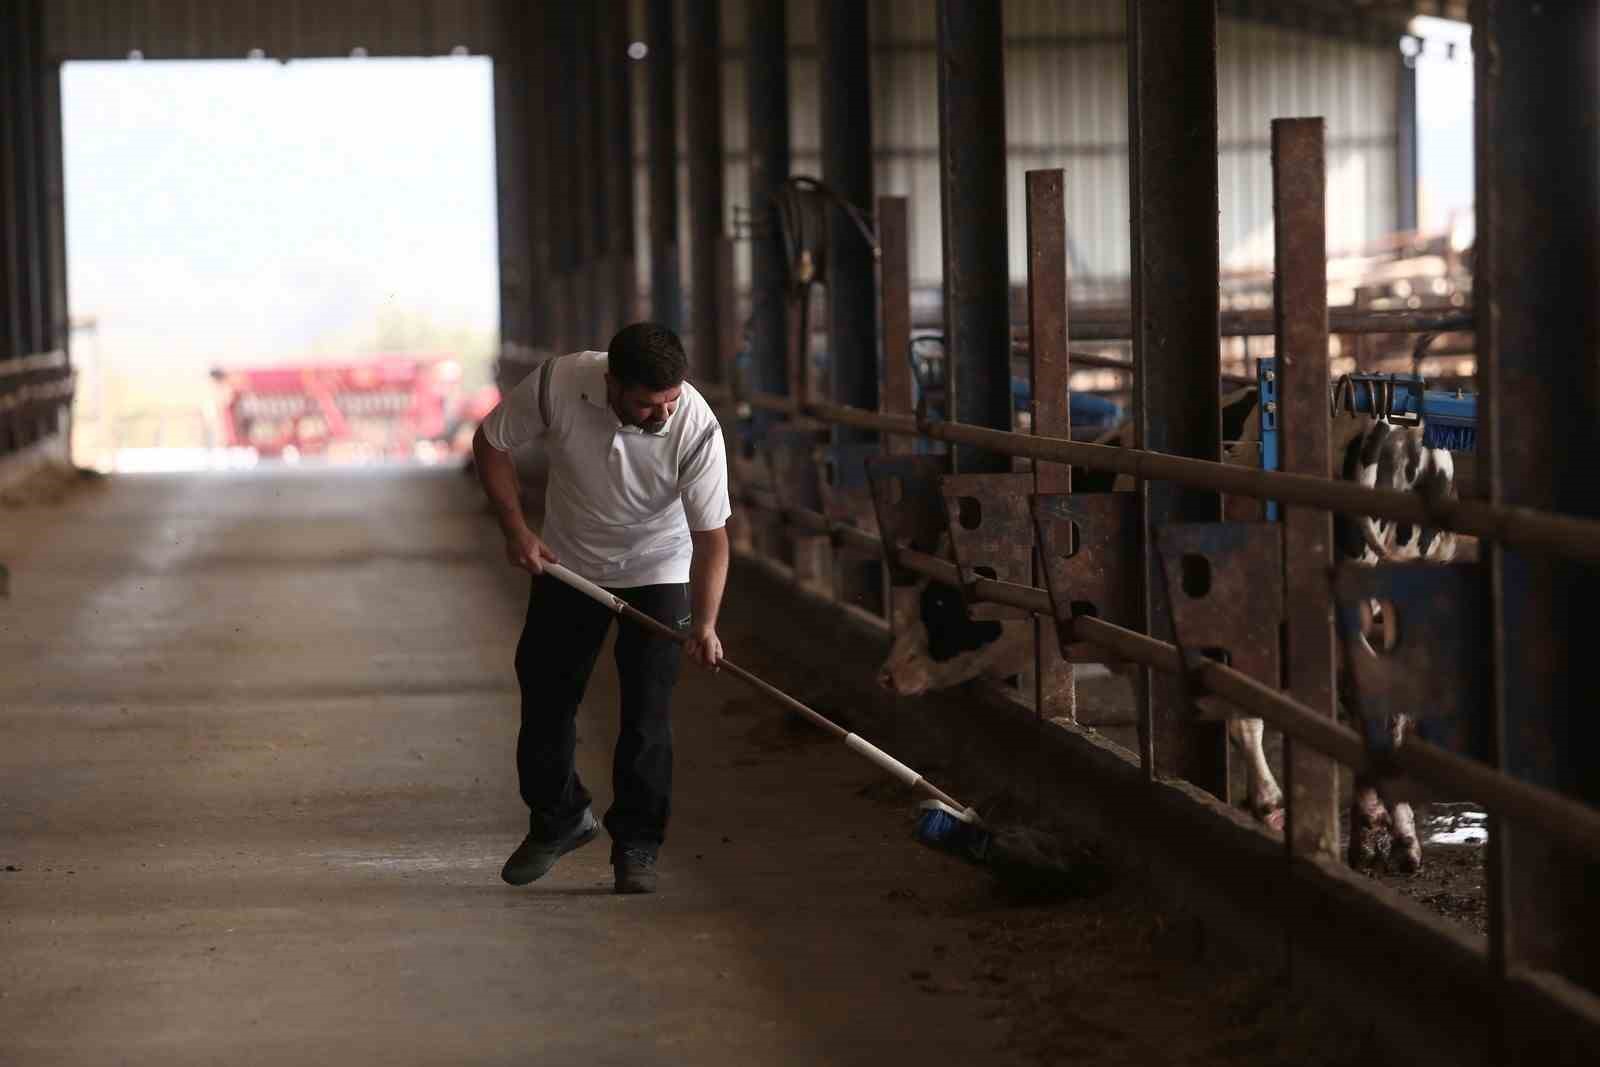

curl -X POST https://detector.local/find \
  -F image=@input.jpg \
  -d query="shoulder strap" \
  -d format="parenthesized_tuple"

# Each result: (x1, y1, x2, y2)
(537, 355, 559, 430)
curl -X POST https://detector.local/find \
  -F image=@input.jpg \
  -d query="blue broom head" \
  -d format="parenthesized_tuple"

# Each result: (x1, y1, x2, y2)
(912, 799, 992, 863)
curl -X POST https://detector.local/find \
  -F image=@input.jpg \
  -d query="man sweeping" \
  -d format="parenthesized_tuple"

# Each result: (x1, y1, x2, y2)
(472, 322, 730, 894)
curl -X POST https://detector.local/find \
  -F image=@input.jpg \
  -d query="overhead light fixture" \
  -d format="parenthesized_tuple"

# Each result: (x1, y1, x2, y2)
(627, 41, 648, 60)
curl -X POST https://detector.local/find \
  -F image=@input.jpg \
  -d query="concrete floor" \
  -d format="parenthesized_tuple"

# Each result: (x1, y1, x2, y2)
(0, 466, 1013, 1066)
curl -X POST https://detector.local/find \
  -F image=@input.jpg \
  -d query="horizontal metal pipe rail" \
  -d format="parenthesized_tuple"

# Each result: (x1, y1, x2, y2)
(922, 420, 1600, 565)
(723, 392, 1600, 565)
(733, 489, 1600, 862)
(913, 305, 1473, 341)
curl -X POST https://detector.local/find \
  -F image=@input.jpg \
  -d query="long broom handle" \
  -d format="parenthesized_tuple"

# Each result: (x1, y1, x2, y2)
(542, 561, 974, 818)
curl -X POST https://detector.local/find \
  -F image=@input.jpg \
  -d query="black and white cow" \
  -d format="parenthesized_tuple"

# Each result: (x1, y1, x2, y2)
(875, 398, 1460, 873)
(1337, 417, 1458, 873)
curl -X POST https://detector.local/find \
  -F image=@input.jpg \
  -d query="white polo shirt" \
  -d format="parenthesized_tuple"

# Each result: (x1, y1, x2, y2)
(480, 350, 731, 588)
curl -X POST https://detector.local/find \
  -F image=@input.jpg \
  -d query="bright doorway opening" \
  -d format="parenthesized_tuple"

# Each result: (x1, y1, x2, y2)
(62, 55, 500, 472)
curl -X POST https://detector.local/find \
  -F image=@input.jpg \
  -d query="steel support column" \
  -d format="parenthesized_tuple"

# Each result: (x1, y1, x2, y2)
(646, 0, 683, 334)
(21, 0, 47, 356)
(42, 43, 67, 356)
(1, 0, 28, 360)
(819, 0, 876, 438)
(1396, 43, 1419, 234)
(1474, 0, 1600, 1019)
(1026, 170, 1075, 728)
(747, 0, 789, 411)
(584, 2, 613, 343)
(525, 8, 556, 353)
(877, 196, 912, 452)
(1272, 119, 1338, 860)
(1127, 0, 1227, 797)
(548, 1, 585, 353)
(12, 0, 43, 355)
(935, 0, 1011, 473)
(684, 0, 724, 381)
(608, 7, 638, 328)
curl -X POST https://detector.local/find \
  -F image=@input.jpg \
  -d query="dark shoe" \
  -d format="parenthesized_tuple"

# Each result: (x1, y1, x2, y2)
(612, 844, 658, 895)
(501, 809, 598, 886)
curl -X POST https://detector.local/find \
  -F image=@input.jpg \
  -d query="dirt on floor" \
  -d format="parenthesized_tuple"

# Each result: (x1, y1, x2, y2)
(1072, 666, 1490, 939)
(714, 582, 1426, 1067)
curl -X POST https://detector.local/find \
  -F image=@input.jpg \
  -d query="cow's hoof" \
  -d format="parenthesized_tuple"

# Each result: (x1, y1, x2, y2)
(1388, 837, 1423, 875)
(1348, 827, 1391, 872)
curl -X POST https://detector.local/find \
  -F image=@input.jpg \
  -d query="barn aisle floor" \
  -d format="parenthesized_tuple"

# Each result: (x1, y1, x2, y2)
(1, 465, 1371, 1066)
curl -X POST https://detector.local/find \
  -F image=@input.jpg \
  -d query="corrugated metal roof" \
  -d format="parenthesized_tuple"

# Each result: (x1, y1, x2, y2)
(624, 0, 1407, 298)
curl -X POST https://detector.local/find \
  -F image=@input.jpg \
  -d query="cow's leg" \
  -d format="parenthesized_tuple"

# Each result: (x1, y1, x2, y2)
(1348, 778, 1392, 870)
(1385, 713, 1423, 873)
(1227, 716, 1284, 830)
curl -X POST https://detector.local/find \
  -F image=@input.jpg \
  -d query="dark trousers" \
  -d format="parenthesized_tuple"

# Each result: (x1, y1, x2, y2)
(514, 574, 688, 850)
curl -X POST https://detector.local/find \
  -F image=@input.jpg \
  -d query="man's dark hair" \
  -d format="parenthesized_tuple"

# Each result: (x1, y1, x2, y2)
(607, 322, 688, 390)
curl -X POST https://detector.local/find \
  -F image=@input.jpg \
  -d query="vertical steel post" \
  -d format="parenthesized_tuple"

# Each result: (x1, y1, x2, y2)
(747, 0, 789, 404)
(585, 2, 614, 342)
(935, 0, 1011, 474)
(878, 195, 919, 638)
(1396, 42, 1419, 235)
(12, 0, 42, 354)
(818, 0, 877, 610)
(548, 1, 585, 353)
(1026, 169, 1075, 726)
(41, 39, 67, 358)
(819, 0, 876, 435)
(610, 5, 638, 327)
(877, 196, 913, 454)
(1272, 118, 1338, 860)
(1127, 0, 1227, 797)
(647, 0, 683, 334)
(491, 10, 530, 360)
(0, 0, 28, 360)
(1474, 0, 1600, 1018)
(684, 0, 724, 381)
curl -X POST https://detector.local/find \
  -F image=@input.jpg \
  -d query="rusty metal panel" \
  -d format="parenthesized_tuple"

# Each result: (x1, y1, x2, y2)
(1332, 564, 1489, 764)
(1156, 522, 1284, 807)
(1033, 492, 1142, 637)
(1128, 0, 1225, 794)
(1272, 117, 1338, 860)
(1475, 0, 1600, 1005)
(936, 0, 1011, 474)
(815, 443, 879, 528)
(762, 424, 828, 514)
(864, 454, 948, 576)
(939, 472, 1034, 621)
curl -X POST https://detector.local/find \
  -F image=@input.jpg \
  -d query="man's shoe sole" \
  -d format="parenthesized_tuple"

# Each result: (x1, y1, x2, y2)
(501, 820, 598, 886)
(613, 872, 657, 895)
